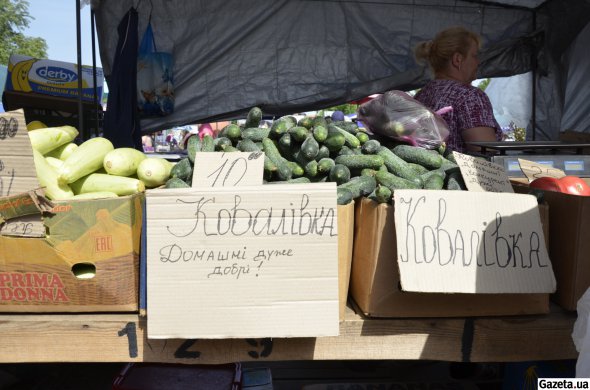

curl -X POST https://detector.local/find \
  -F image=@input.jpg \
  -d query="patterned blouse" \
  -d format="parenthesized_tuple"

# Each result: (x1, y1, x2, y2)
(414, 79, 502, 153)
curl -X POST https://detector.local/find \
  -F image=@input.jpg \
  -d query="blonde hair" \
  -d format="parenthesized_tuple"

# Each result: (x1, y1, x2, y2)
(414, 26, 482, 74)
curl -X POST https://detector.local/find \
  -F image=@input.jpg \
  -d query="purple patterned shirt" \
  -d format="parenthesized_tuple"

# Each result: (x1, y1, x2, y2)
(414, 79, 502, 153)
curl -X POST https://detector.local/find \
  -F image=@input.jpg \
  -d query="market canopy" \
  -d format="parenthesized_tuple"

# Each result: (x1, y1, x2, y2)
(93, 0, 590, 140)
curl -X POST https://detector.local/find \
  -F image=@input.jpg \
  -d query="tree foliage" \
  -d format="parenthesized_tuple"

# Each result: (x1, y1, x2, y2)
(0, 0, 47, 65)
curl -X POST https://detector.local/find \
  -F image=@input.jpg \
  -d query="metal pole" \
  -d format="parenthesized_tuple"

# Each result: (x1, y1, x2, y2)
(91, 8, 99, 137)
(531, 10, 537, 141)
(75, 0, 85, 139)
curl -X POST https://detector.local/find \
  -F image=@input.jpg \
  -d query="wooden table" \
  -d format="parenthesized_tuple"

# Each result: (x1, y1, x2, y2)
(0, 304, 577, 364)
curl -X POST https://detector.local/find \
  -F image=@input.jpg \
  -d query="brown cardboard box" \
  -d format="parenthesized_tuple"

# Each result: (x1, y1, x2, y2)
(350, 197, 550, 318)
(513, 178, 590, 310)
(0, 192, 143, 312)
(338, 202, 354, 321)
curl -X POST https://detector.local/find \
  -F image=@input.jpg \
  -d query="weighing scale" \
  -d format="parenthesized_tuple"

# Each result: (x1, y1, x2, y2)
(466, 141, 590, 178)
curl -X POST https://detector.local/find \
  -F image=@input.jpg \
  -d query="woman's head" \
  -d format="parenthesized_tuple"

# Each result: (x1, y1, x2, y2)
(415, 26, 481, 82)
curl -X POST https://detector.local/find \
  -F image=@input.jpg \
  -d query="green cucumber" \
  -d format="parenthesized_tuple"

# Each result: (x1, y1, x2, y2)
(300, 136, 320, 160)
(445, 170, 467, 190)
(334, 154, 384, 170)
(374, 185, 393, 203)
(262, 138, 292, 181)
(170, 158, 193, 182)
(317, 157, 335, 174)
(298, 116, 314, 130)
(423, 174, 445, 190)
(288, 126, 310, 142)
(375, 170, 421, 190)
(392, 145, 443, 170)
(200, 134, 215, 152)
(361, 139, 381, 155)
(376, 146, 421, 185)
(324, 133, 346, 152)
(165, 177, 190, 188)
(408, 162, 429, 175)
(355, 131, 369, 145)
(269, 119, 291, 139)
(315, 145, 330, 161)
(286, 161, 305, 177)
(245, 107, 263, 128)
(220, 124, 242, 140)
(329, 164, 351, 185)
(313, 125, 328, 143)
(237, 138, 262, 152)
(337, 187, 354, 205)
(333, 121, 359, 134)
(187, 135, 201, 163)
(242, 127, 271, 142)
(328, 124, 361, 148)
(214, 137, 233, 151)
(338, 175, 377, 199)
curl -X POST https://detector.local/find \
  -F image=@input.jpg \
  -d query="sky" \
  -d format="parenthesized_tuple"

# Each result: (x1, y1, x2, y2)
(24, 0, 102, 69)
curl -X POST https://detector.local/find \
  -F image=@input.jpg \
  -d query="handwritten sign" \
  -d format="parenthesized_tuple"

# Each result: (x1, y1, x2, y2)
(518, 158, 566, 182)
(0, 110, 40, 197)
(146, 183, 339, 339)
(453, 152, 514, 193)
(393, 190, 556, 293)
(192, 152, 264, 187)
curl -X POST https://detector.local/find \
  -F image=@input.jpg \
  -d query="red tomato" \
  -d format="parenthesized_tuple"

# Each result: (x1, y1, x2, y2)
(558, 176, 590, 196)
(530, 176, 590, 196)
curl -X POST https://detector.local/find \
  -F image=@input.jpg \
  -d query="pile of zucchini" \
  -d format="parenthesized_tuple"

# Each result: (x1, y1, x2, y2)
(167, 107, 465, 205)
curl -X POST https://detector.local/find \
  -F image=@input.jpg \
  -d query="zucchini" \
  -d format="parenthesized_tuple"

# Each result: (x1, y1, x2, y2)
(137, 157, 174, 188)
(70, 173, 145, 196)
(32, 149, 74, 200)
(70, 191, 119, 200)
(244, 107, 263, 128)
(58, 137, 114, 184)
(45, 156, 64, 172)
(328, 164, 351, 185)
(28, 125, 79, 154)
(103, 147, 146, 177)
(392, 145, 443, 170)
(334, 154, 384, 170)
(44, 142, 78, 161)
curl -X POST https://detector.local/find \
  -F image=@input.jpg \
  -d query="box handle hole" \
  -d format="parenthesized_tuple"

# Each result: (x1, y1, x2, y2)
(72, 263, 96, 279)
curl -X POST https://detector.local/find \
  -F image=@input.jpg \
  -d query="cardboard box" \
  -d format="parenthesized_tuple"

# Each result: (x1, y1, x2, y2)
(338, 202, 354, 322)
(350, 197, 550, 318)
(5, 54, 103, 102)
(0, 192, 143, 312)
(513, 178, 590, 310)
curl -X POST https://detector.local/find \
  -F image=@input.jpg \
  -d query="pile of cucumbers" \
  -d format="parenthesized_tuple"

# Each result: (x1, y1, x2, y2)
(166, 107, 465, 205)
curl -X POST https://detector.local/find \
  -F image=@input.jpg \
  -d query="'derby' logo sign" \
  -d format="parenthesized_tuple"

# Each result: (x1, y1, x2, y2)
(35, 66, 77, 83)
(0, 272, 69, 302)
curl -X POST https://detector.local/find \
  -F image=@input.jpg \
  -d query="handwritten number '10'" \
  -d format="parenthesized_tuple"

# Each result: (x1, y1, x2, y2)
(207, 157, 248, 187)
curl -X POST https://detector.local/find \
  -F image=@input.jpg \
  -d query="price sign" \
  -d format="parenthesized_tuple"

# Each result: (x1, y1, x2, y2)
(453, 151, 514, 193)
(518, 158, 566, 182)
(0, 110, 40, 197)
(192, 152, 264, 187)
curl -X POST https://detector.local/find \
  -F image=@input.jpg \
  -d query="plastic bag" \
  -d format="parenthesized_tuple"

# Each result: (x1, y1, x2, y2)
(573, 288, 590, 377)
(137, 22, 174, 117)
(356, 90, 450, 149)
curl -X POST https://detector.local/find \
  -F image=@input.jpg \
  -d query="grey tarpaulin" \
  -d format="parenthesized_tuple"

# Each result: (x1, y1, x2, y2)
(93, 0, 590, 140)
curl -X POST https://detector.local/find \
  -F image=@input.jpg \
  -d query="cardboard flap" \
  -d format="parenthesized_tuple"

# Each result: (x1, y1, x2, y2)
(518, 158, 566, 181)
(146, 183, 339, 339)
(453, 152, 514, 193)
(0, 190, 53, 223)
(393, 190, 556, 294)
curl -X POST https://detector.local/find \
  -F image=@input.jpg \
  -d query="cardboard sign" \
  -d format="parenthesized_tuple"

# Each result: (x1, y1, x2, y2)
(453, 152, 514, 193)
(192, 152, 264, 187)
(146, 183, 339, 339)
(0, 110, 40, 196)
(393, 190, 556, 294)
(518, 158, 566, 181)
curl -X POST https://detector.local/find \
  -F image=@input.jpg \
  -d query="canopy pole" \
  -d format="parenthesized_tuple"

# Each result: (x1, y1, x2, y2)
(75, 0, 85, 140)
(531, 10, 537, 141)
(91, 8, 99, 137)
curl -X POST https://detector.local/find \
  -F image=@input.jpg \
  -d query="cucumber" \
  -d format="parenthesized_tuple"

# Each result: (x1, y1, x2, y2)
(324, 133, 346, 152)
(312, 116, 328, 129)
(170, 157, 193, 182)
(423, 174, 445, 190)
(288, 126, 310, 142)
(332, 121, 359, 134)
(420, 169, 446, 183)
(445, 170, 467, 190)
(408, 162, 429, 175)
(220, 124, 242, 140)
(445, 150, 457, 163)
(355, 131, 370, 145)
(187, 135, 201, 163)
(374, 185, 393, 203)
(361, 139, 381, 155)
(328, 124, 361, 148)
(337, 145, 356, 156)
(200, 134, 215, 152)
(375, 170, 421, 191)
(267, 177, 312, 184)
(338, 175, 377, 199)
(317, 158, 335, 174)
(245, 106, 263, 128)
(298, 116, 314, 130)
(303, 160, 319, 177)
(165, 177, 190, 188)
(440, 158, 460, 174)
(337, 187, 354, 205)
(313, 125, 328, 142)
(269, 119, 291, 139)
(223, 145, 239, 152)
(376, 146, 421, 185)
(315, 145, 331, 161)
(214, 137, 233, 151)
(262, 138, 292, 180)
(285, 161, 304, 177)
(392, 145, 443, 170)
(278, 132, 292, 150)
(237, 138, 262, 152)
(329, 164, 351, 185)
(300, 136, 320, 160)
(334, 154, 384, 170)
(242, 127, 271, 142)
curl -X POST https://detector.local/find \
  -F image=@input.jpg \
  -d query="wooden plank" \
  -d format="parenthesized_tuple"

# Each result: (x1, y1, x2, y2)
(0, 306, 577, 363)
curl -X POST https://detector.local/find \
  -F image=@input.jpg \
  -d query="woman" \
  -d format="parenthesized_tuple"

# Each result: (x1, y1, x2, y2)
(414, 26, 502, 153)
